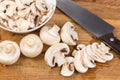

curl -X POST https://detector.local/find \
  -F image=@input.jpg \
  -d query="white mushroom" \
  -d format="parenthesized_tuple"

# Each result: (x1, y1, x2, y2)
(40, 25, 60, 45)
(15, 0, 25, 10)
(20, 34, 43, 58)
(73, 45, 88, 73)
(44, 43, 70, 67)
(36, 0, 48, 13)
(21, 0, 34, 5)
(30, 3, 37, 15)
(5, 3, 17, 17)
(0, 40, 20, 65)
(61, 22, 78, 45)
(17, 7, 30, 18)
(16, 18, 30, 31)
(61, 57, 75, 77)
(92, 42, 113, 61)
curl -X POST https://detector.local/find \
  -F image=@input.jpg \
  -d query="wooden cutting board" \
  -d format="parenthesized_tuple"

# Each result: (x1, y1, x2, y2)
(1, 0, 120, 80)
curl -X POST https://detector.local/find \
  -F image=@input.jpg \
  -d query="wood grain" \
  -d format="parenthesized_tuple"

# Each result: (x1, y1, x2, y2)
(1, 0, 120, 80)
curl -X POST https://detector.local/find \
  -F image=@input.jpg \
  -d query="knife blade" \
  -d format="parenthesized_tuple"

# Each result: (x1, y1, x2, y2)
(57, 0, 120, 54)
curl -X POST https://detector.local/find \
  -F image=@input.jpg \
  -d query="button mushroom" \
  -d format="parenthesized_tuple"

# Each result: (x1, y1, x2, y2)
(40, 25, 60, 45)
(61, 57, 75, 77)
(44, 43, 70, 67)
(0, 40, 20, 65)
(60, 22, 78, 45)
(20, 34, 43, 58)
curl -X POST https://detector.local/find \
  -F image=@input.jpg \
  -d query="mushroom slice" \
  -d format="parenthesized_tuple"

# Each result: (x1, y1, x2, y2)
(21, 0, 34, 5)
(86, 44, 106, 63)
(30, 3, 37, 15)
(5, 3, 17, 17)
(17, 7, 30, 18)
(20, 34, 43, 58)
(96, 43, 113, 61)
(73, 45, 88, 73)
(74, 50, 88, 73)
(15, 0, 25, 10)
(40, 25, 60, 45)
(36, 0, 48, 13)
(0, 3, 6, 12)
(61, 57, 75, 77)
(83, 47, 96, 68)
(61, 22, 78, 45)
(0, 40, 20, 65)
(16, 18, 30, 31)
(44, 43, 70, 67)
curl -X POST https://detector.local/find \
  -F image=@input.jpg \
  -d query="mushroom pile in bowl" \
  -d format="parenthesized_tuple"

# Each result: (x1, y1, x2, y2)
(0, 0, 56, 33)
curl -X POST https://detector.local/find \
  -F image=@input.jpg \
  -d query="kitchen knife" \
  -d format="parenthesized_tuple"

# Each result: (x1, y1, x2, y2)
(57, 0, 120, 54)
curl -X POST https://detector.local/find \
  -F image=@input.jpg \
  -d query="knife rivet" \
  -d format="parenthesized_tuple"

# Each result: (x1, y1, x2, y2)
(110, 38, 114, 42)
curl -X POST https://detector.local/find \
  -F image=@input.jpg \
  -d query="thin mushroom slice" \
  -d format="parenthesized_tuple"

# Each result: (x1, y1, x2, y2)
(97, 43, 113, 61)
(40, 25, 60, 45)
(0, 40, 20, 65)
(74, 50, 88, 73)
(86, 44, 106, 63)
(36, 0, 48, 14)
(83, 47, 96, 68)
(20, 34, 43, 58)
(44, 43, 70, 67)
(61, 57, 75, 77)
(16, 18, 30, 31)
(61, 22, 78, 45)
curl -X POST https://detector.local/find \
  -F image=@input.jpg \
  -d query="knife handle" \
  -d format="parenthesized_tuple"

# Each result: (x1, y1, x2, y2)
(100, 33, 120, 54)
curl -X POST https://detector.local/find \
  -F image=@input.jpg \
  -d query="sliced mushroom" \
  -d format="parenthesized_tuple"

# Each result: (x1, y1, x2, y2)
(15, 0, 25, 10)
(40, 25, 60, 45)
(61, 57, 75, 77)
(94, 42, 113, 61)
(36, 0, 48, 14)
(17, 7, 30, 18)
(8, 19, 16, 29)
(30, 3, 37, 15)
(5, 3, 17, 17)
(74, 50, 88, 73)
(83, 47, 96, 68)
(86, 44, 105, 63)
(44, 43, 70, 67)
(0, 40, 20, 65)
(61, 22, 78, 45)
(20, 34, 43, 58)
(21, 0, 34, 5)
(16, 18, 30, 31)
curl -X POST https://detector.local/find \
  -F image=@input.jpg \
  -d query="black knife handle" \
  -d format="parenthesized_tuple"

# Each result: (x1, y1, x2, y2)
(100, 33, 120, 54)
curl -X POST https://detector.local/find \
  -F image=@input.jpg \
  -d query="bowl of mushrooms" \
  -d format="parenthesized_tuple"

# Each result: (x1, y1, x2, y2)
(0, 0, 56, 33)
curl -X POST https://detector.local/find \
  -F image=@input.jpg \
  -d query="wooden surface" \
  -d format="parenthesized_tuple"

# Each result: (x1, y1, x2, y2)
(1, 0, 120, 80)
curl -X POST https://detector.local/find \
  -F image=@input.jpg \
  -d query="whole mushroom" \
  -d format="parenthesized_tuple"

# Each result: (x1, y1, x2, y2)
(0, 40, 20, 65)
(44, 43, 70, 67)
(60, 22, 78, 45)
(40, 25, 60, 45)
(61, 57, 75, 77)
(20, 34, 43, 58)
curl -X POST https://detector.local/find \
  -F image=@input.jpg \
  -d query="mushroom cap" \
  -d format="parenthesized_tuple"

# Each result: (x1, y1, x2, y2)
(20, 34, 43, 58)
(40, 25, 60, 45)
(0, 40, 20, 65)
(44, 43, 70, 67)
(60, 22, 78, 45)
(61, 57, 75, 77)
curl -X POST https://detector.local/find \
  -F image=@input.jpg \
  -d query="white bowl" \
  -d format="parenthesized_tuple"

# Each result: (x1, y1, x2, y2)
(0, 0, 56, 33)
